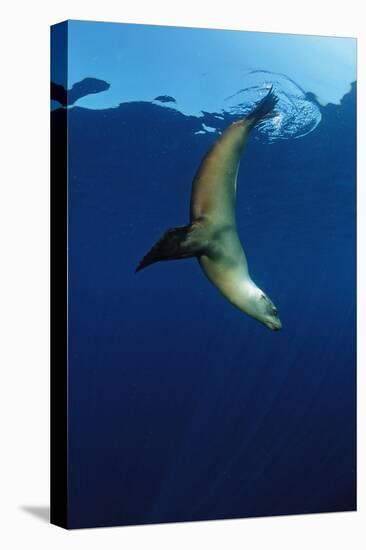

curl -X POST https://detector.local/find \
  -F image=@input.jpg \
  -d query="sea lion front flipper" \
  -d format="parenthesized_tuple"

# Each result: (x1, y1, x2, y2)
(136, 222, 207, 272)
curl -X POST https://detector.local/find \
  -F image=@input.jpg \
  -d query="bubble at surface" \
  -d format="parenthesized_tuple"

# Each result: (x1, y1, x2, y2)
(223, 70, 322, 142)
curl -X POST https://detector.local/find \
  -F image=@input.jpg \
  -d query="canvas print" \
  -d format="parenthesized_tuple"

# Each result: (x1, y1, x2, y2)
(51, 20, 356, 529)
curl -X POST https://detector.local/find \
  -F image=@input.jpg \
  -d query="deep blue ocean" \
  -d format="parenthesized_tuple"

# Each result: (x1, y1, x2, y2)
(56, 74, 356, 528)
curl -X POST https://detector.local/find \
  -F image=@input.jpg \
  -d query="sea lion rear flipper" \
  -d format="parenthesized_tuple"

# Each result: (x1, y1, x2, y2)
(136, 222, 206, 272)
(244, 86, 278, 127)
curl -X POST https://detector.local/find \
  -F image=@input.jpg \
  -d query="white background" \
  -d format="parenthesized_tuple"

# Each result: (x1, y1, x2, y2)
(0, 1, 364, 548)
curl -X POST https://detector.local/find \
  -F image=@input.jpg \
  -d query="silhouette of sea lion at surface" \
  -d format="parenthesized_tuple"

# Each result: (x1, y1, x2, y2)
(51, 77, 110, 107)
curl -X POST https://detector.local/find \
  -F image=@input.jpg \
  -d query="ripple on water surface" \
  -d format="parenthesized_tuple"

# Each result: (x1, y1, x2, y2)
(222, 70, 322, 142)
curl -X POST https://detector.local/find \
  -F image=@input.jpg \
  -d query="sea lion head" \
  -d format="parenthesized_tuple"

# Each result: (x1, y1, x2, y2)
(244, 286, 282, 331)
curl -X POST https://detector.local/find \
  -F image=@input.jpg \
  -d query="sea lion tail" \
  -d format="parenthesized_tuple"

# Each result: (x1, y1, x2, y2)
(245, 86, 278, 127)
(135, 223, 205, 272)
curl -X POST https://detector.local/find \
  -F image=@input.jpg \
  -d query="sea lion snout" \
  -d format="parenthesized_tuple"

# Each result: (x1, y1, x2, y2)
(254, 290, 282, 331)
(267, 317, 282, 331)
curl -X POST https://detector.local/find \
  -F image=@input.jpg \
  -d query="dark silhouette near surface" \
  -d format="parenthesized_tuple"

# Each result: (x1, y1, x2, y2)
(51, 77, 110, 107)
(154, 95, 176, 103)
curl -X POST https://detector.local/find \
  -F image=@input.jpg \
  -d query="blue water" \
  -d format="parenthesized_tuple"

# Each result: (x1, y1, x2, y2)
(53, 23, 356, 528)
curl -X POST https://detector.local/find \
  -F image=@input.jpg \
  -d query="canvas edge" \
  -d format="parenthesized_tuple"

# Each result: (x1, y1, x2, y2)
(50, 20, 69, 529)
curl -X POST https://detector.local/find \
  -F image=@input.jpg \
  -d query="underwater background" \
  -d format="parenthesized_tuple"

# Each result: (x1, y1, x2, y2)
(52, 21, 356, 528)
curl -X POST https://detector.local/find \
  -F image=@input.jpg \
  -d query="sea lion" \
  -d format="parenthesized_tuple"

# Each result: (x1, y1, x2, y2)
(136, 87, 282, 331)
